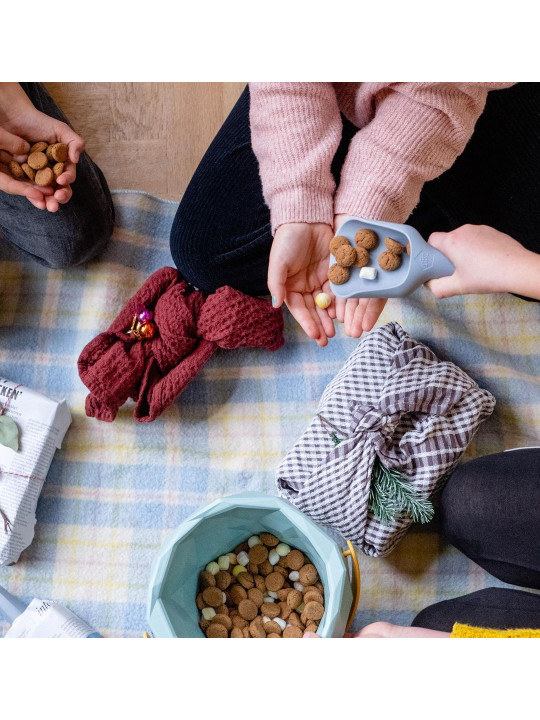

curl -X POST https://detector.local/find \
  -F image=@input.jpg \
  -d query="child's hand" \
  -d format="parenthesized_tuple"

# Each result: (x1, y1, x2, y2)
(333, 213, 387, 337)
(304, 622, 450, 638)
(0, 83, 84, 212)
(268, 222, 336, 347)
(426, 225, 532, 298)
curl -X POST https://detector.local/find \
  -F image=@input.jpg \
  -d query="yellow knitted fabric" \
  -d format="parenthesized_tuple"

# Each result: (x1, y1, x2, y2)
(451, 622, 540, 638)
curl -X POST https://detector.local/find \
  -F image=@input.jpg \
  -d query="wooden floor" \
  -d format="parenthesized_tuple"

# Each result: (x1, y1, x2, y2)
(44, 83, 245, 201)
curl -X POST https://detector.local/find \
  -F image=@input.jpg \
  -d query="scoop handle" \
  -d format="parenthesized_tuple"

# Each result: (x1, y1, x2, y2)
(417, 242, 455, 282)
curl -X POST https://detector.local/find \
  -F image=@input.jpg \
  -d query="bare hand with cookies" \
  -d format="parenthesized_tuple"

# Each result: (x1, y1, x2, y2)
(0, 83, 84, 212)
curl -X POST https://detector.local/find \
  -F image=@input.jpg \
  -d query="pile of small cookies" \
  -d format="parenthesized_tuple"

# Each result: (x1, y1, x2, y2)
(328, 228, 408, 285)
(7, 141, 69, 188)
(197, 533, 325, 638)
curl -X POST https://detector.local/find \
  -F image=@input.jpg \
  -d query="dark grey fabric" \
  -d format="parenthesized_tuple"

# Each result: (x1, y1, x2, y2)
(0, 83, 114, 268)
(413, 449, 540, 631)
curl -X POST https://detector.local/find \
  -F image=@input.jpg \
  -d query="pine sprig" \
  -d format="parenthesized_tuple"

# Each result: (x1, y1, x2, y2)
(368, 457, 434, 526)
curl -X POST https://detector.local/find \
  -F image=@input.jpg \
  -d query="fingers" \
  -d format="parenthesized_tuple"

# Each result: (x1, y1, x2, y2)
(55, 165, 76, 187)
(52, 120, 85, 163)
(334, 297, 346, 323)
(321, 281, 337, 320)
(312, 292, 335, 340)
(361, 298, 387, 331)
(267, 255, 288, 309)
(0, 128, 30, 156)
(343, 298, 360, 336)
(425, 276, 458, 299)
(347, 299, 367, 338)
(0, 173, 45, 203)
(427, 231, 445, 248)
(54, 184, 72, 204)
(286, 291, 328, 347)
(27, 196, 47, 210)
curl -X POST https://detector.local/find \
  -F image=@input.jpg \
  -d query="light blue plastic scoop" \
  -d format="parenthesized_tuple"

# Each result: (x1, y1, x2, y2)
(329, 217, 454, 299)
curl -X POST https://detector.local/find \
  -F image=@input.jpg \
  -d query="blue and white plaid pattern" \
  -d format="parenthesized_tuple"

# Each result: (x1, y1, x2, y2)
(0, 191, 538, 636)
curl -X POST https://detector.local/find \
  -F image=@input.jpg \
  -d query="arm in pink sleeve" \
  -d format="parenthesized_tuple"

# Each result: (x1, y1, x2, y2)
(334, 82, 515, 223)
(249, 82, 342, 233)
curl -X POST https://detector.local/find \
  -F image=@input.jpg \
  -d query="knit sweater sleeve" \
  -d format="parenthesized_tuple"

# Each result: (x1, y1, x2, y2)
(451, 622, 540, 638)
(249, 82, 342, 233)
(334, 82, 515, 223)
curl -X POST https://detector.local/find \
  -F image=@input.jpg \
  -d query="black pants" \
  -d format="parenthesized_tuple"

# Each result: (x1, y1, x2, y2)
(170, 83, 540, 296)
(0, 83, 114, 268)
(412, 449, 540, 632)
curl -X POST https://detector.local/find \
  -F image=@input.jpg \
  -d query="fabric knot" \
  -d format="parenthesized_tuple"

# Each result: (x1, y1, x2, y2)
(350, 402, 398, 440)
(78, 267, 284, 422)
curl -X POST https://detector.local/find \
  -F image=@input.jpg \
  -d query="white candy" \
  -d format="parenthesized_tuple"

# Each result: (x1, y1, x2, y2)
(274, 617, 287, 631)
(275, 543, 291, 557)
(222, 592, 227, 603)
(201, 607, 216, 620)
(268, 549, 280, 565)
(267, 591, 278, 599)
(359, 266, 377, 280)
(315, 292, 331, 310)
(288, 571, 300, 582)
(263, 596, 275, 604)
(227, 552, 237, 565)
(262, 616, 271, 624)
(297, 602, 305, 613)
(205, 561, 220, 575)
(294, 582, 304, 592)
(217, 555, 230, 571)
(247, 535, 261, 547)
(237, 551, 249, 566)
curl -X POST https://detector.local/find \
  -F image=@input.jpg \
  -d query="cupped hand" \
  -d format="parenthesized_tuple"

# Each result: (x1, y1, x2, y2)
(268, 222, 337, 347)
(0, 87, 84, 212)
(332, 214, 387, 337)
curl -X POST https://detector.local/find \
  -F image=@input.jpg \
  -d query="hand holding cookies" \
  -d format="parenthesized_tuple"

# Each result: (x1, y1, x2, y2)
(0, 82, 85, 212)
(331, 214, 388, 338)
(268, 222, 336, 347)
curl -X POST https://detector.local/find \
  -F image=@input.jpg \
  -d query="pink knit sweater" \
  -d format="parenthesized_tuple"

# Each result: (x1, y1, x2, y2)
(249, 82, 515, 233)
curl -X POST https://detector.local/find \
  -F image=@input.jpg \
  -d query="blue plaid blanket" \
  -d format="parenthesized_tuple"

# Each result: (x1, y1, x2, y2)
(1, 191, 538, 636)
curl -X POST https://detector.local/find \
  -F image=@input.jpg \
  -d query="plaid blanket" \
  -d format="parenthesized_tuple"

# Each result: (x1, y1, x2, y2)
(0, 191, 538, 637)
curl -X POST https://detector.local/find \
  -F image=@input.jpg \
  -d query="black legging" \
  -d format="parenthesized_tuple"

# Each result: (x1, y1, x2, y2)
(412, 448, 540, 632)
(170, 83, 540, 297)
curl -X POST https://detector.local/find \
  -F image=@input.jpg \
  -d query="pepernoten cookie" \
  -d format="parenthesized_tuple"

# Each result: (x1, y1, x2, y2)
(354, 229, 378, 250)
(378, 250, 401, 271)
(8, 141, 69, 190)
(329, 235, 350, 255)
(384, 237, 405, 254)
(334, 244, 356, 268)
(328, 264, 350, 285)
(197, 533, 325, 637)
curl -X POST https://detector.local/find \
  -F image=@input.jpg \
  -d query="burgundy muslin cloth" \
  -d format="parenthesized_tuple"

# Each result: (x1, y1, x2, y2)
(78, 267, 284, 422)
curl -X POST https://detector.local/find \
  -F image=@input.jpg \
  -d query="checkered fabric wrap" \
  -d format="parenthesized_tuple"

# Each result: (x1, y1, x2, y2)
(277, 323, 496, 557)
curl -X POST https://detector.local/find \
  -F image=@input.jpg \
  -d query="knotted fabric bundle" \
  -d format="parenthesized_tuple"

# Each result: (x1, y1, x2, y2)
(276, 322, 495, 557)
(78, 267, 284, 422)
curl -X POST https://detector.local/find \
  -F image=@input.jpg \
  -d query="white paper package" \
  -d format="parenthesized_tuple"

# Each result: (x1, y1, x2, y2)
(0, 378, 71, 565)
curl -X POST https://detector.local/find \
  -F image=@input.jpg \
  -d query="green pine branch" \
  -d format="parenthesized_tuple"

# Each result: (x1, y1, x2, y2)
(368, 457, 434, 526)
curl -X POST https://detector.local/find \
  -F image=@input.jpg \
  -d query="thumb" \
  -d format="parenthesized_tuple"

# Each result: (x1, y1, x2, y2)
(0, 128, 30, 156)
(425, 275, 459, 299)
(267, 256, 288, 308)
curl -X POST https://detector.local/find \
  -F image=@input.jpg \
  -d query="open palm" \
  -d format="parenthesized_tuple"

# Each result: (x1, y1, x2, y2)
(268, 223, 336, 346)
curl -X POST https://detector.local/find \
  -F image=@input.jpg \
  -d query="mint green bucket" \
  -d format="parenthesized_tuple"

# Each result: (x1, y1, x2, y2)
(147, 492, 360, 638)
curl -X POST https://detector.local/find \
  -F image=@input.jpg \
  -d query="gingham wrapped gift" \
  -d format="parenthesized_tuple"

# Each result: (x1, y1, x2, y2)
(276, 322, 496, 557)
